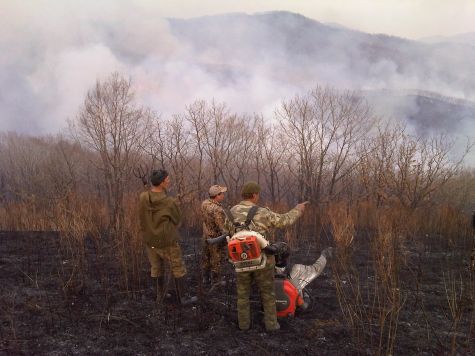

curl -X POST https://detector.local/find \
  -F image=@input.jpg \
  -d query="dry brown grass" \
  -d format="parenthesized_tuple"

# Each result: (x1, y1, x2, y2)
(329, 201, 406, 354)
(372, 211, 404, 355)
(119, 193, 147, 293)
(51, 194, 105, 295)
(0, 201, 50, 231)
(327, 202, 366, 346)
(1, 169, 473, 355)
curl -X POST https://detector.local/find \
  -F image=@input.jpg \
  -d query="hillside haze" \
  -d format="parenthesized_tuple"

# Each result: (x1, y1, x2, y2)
(169, 12, 475, 140)
(1, 11, 474, 144)
(170, 12, 475, 97)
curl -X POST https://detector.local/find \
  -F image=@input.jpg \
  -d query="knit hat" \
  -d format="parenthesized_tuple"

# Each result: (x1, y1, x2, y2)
(150, 169, 168, 186)
(241, 181, 261, 195)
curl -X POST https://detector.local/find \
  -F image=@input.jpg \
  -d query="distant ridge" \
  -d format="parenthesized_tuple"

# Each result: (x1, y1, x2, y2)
(168, 11, 475, 134)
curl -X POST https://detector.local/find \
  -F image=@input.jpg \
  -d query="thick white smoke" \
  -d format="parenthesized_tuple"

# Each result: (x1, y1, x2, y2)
(1, 0, 474, 164)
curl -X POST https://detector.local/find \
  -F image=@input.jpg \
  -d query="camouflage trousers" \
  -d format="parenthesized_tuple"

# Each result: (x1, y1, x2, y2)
(236, 263, 278, 331)
(145, 242, 187, 278)
(201, 242, 227, 274)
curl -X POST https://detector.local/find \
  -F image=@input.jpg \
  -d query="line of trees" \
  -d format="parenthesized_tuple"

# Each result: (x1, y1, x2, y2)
(1, 72, 474, 354)
(0, 72, 473, 234)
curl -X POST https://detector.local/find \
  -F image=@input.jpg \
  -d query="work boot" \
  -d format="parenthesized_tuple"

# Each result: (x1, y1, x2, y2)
(156, 276, 164, 302)
(202, 270, 211, 286)
(154, 276, 171, 302)
(174, 277, 198, 306)
(265, 322, 281, 332)
(211, 271, 225, 286)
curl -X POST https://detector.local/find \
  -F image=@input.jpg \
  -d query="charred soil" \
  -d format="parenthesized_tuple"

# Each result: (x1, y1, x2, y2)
(0, 230, 474, 355)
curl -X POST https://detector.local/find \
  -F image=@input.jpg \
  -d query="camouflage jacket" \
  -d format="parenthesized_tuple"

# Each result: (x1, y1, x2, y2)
(228, 200, 302, 238)
(201, 198, 226, 239)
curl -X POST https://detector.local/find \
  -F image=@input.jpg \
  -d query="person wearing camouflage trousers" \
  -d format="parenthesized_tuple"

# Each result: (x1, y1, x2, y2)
(201, 185, 228, 285)
(229, 181, 308, 332)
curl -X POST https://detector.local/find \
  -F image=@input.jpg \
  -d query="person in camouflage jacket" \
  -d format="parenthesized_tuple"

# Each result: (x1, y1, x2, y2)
(228, 181, 308, 332)
(201, 185, 228, 285)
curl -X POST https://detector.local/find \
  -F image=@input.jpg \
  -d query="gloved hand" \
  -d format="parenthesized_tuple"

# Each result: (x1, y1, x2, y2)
(273, 241, 288, 255)
(321, 247, 333, 259)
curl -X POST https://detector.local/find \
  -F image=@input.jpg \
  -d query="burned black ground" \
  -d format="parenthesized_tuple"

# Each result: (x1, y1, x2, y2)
(0, 230, 474, 355)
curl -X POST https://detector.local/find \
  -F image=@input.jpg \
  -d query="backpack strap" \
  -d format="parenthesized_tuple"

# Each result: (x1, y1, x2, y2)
(244, 205, 259, 229)
(225, 205, 259, 232)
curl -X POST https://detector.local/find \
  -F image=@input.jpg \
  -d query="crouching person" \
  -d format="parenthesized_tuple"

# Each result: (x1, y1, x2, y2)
(138, 169, 197, 305)
(273, 245, 333, 317)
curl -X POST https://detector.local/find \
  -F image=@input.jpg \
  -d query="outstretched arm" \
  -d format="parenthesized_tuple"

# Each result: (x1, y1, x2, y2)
(266, 207, 302, 229)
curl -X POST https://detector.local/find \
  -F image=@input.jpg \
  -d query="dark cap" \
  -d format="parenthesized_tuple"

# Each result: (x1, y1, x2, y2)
(241, 181, 261, 195)
(150, 169, 168, 186)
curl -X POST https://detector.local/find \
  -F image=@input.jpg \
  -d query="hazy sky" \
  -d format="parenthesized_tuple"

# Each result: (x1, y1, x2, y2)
(1, 0, 475, 139)
(2, 0, 474, 39)
(154, 0, 475, 39)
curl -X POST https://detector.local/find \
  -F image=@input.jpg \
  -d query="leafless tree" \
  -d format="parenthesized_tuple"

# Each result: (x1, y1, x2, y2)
(220, 114, 257, 201)
(256, 119, 289, 205)
(0, 133, 80, 204)
(387, 133, 468, 209)
(357, 122, 471, 210)
(70, 72, 154, 234)
(183, 100, 257, 201)
(147, 114, 198, 201)
(357, 122, 404, 206)
(184, 100, 208, 198)
(277, 86, 376, 203)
